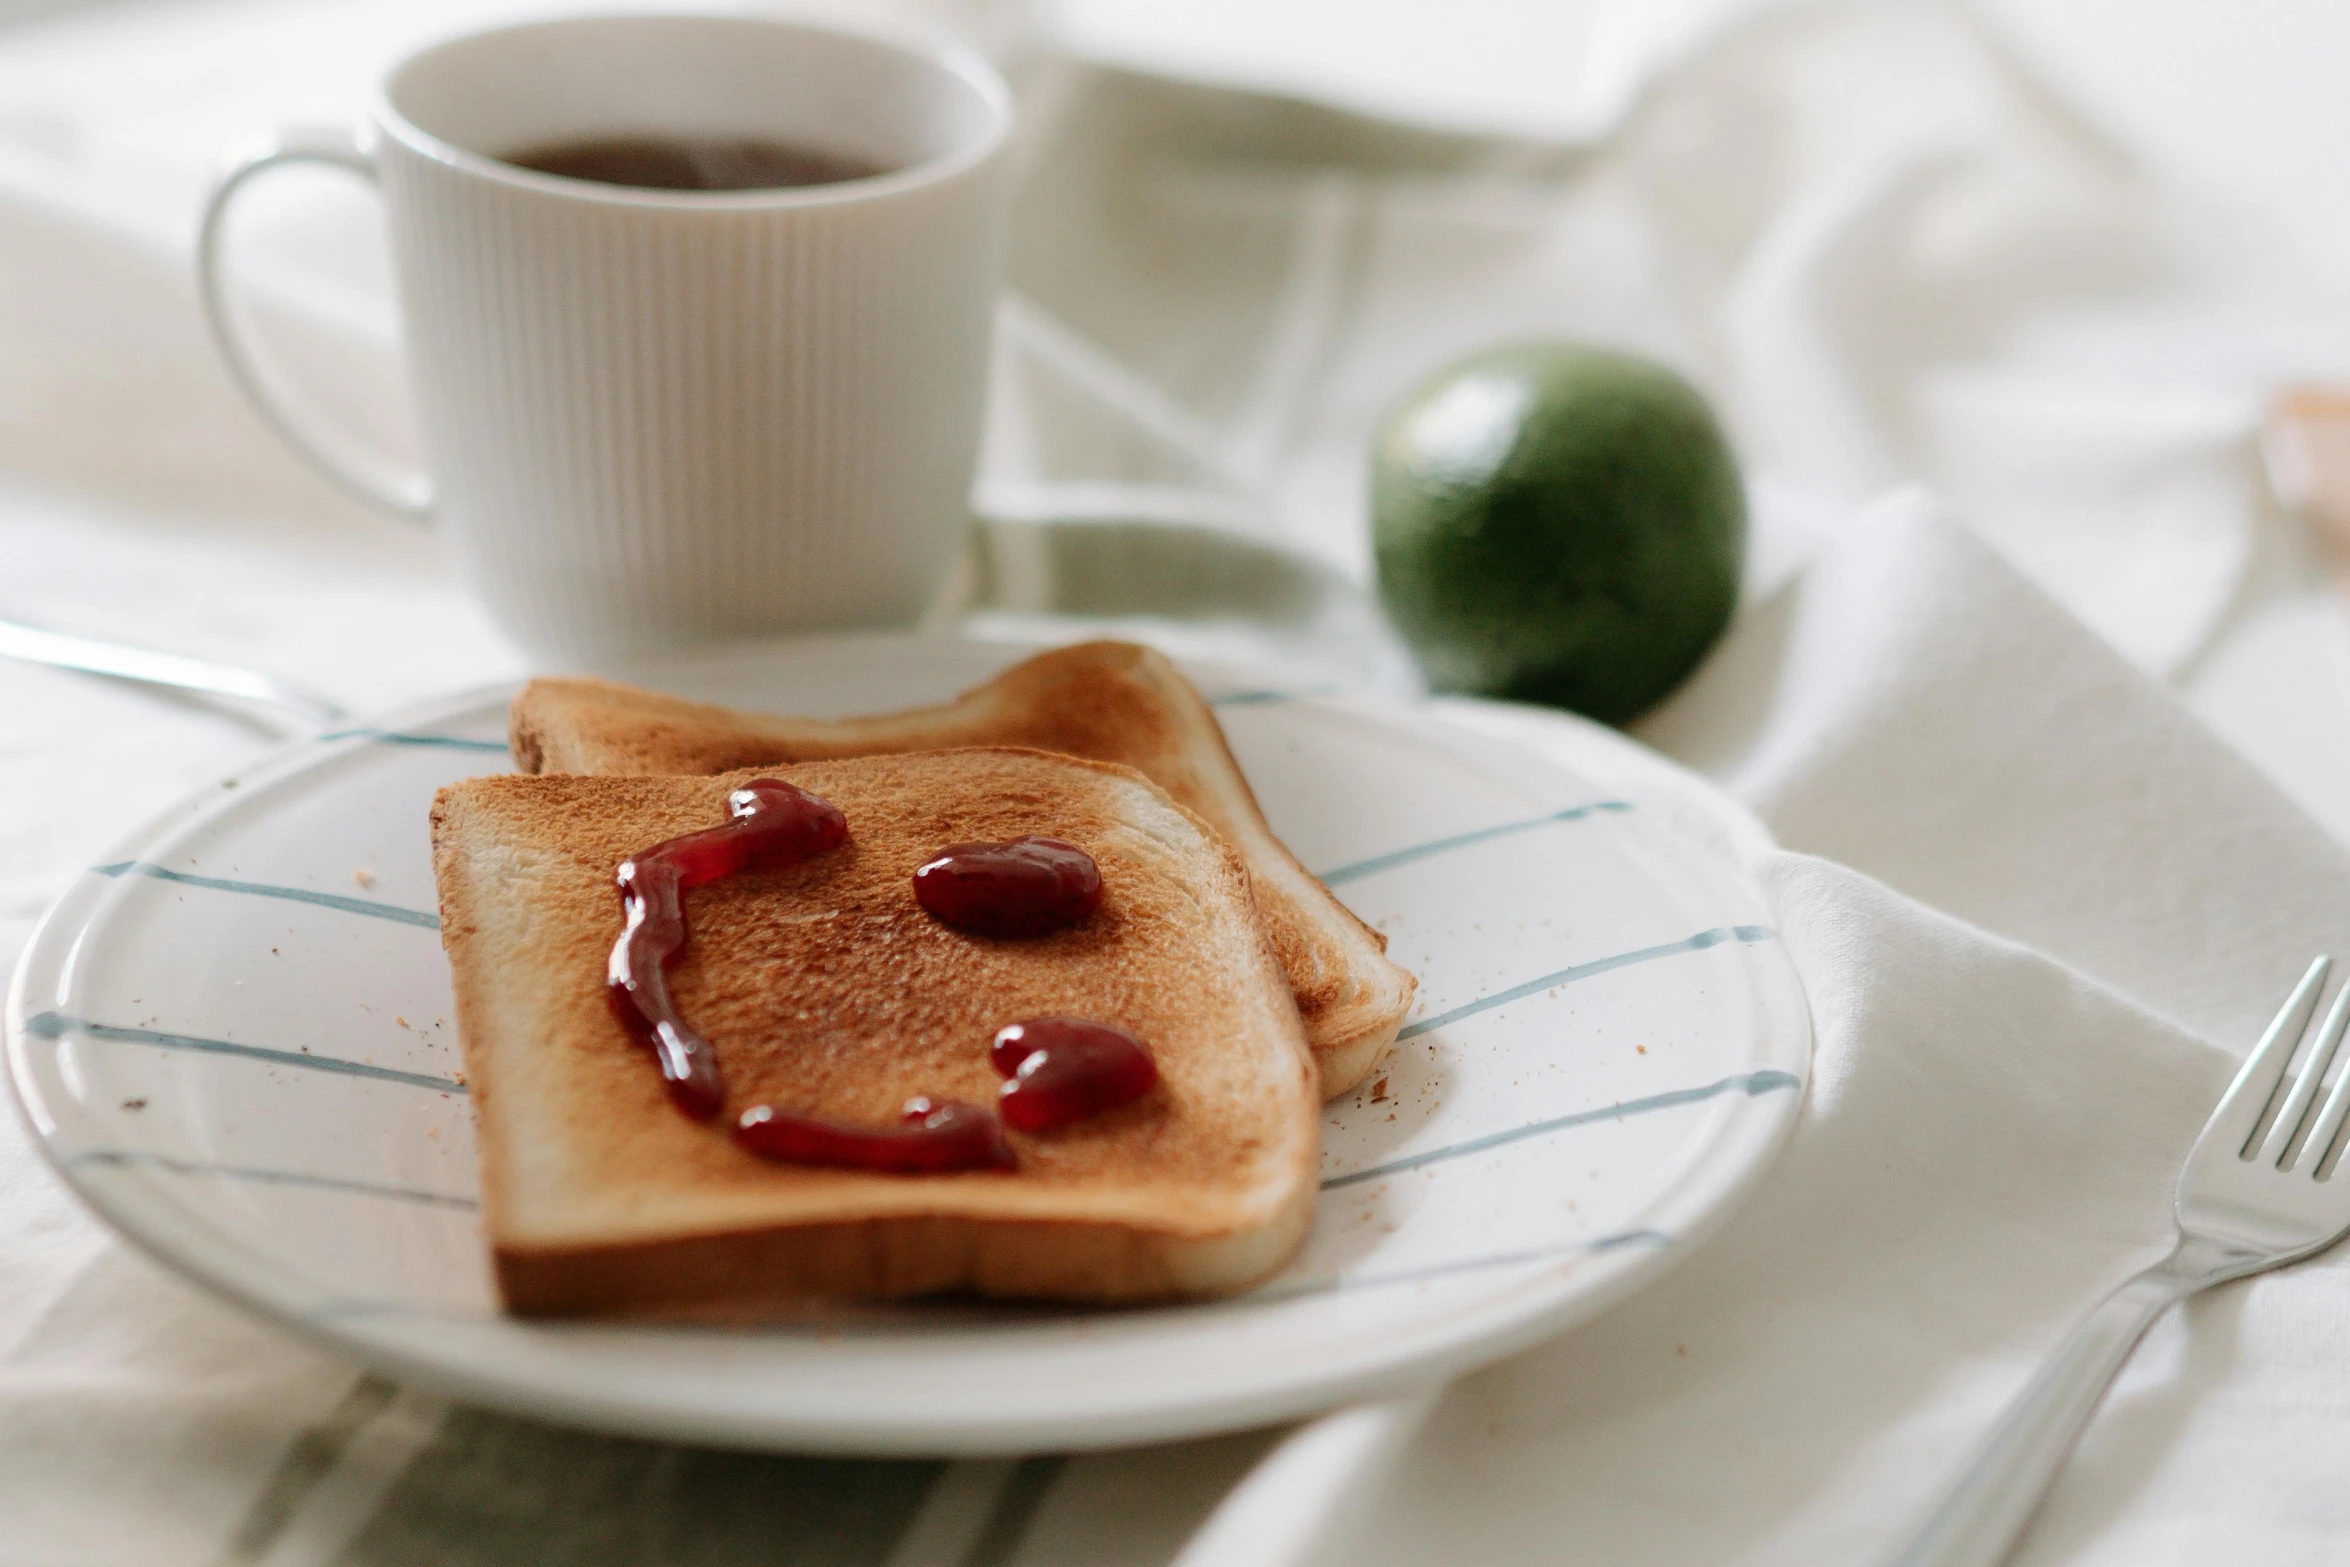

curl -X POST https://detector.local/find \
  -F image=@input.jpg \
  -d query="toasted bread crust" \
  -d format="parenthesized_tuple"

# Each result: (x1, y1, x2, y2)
(433, 749, 1319, 1316)
(510, 642, 1416, 1095)
(495, 1202, 1315, 1316)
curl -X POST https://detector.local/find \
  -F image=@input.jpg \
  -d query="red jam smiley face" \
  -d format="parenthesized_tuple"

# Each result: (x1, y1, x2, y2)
(610, 792, 1143, 1173)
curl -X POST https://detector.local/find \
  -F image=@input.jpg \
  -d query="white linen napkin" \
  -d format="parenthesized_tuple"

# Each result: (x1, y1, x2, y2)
(1297, 494, 2350, 1567)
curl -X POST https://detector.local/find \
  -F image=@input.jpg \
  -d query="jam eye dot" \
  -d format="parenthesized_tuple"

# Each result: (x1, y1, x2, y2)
(914, 837, 1101, 936)
(990, 1017, 1156, 1132)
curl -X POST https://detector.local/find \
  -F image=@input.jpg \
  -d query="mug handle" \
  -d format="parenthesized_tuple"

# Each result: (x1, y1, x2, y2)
(196, 127, 434, 523)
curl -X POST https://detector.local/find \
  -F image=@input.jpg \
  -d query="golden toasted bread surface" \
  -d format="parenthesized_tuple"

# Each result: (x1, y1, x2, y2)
(431, 748, 1319, 1315)
(509, 641, 1416, 1095)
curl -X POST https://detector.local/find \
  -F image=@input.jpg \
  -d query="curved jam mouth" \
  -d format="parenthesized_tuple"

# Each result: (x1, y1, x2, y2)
(606, 779, 847, 1120)
(605, 784, 1151, 1173)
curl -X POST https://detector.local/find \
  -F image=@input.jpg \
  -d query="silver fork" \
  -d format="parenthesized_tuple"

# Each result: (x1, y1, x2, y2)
(1885, 955, 2350, 1567)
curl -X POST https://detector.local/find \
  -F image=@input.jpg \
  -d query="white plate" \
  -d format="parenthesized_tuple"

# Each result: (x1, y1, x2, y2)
(5, 635, 1808, 1454)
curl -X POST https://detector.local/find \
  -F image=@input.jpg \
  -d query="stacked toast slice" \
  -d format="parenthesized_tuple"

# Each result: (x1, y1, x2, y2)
(510, 640, 1417, 1097)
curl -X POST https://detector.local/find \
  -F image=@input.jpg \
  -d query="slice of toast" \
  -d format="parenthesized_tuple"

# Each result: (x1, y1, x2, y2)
(509, 641, 1415, 1098)
(431, 747, 1320, 1315)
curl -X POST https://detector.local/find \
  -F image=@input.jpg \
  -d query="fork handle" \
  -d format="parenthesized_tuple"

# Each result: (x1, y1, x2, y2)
(1882, 1241, 2234, 1567)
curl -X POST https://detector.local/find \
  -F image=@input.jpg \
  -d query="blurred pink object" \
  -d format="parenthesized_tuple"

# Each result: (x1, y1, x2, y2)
(2264, 387, 2350, 568)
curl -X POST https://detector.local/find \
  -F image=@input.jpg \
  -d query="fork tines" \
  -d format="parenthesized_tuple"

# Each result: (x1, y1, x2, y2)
(2222, 956, 2350, 1176)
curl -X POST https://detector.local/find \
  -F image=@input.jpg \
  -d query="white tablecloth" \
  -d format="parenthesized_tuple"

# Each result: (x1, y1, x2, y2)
(8, 1, 2350, 1563)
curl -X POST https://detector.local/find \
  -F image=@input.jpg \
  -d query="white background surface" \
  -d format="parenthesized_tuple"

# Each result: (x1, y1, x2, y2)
(9, 1, 2350, 1564)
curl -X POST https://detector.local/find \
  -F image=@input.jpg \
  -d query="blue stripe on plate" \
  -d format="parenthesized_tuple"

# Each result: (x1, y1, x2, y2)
(1317, 800, 1634, 886)
(1324, 1068, 1802, 1189)
(317, 727, 510, 753)
(1588, 1227, 1672, 1253)
(23, 1013, 466, 1094)
(91, 862, 439, 929)
(67, 1149, 477, 1210)
(1209, 686, 1342, 706)
(1397, 925, 1777, 1042)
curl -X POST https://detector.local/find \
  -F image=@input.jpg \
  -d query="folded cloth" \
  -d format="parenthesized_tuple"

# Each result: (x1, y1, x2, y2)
(1222, 493, 2350, 1567)
(980, 0, 2345, 685)
(0, 0, 2321, 680)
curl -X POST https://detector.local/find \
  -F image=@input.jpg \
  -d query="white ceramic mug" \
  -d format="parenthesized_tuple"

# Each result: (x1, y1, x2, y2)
(199, 13, 1012, 661)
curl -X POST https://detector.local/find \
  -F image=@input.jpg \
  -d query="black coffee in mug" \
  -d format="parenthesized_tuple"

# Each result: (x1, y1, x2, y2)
(504, 135, 888, 191)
